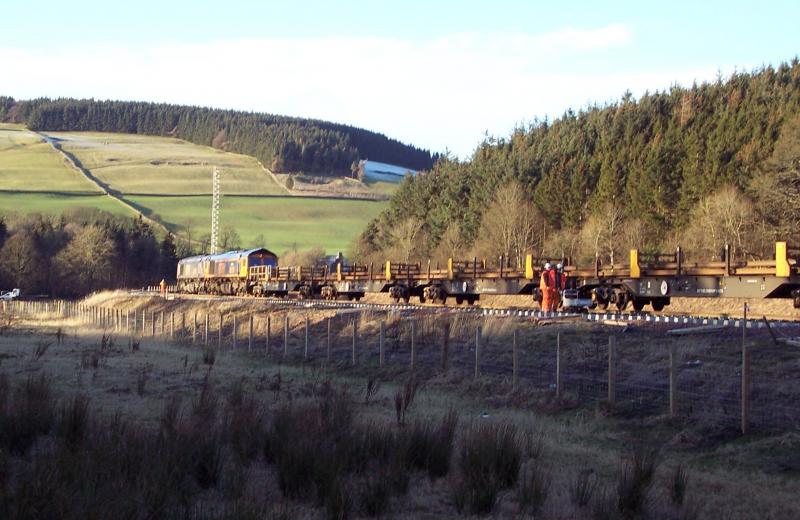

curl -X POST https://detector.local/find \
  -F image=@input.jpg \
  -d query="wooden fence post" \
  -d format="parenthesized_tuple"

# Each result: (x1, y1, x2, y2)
(379, 321, 385, 368)
(266, 314, 271, 354)
(159, 311, 164, 336)
(556, 332, 562, 398)
(192, 312, 197, 344)
(410, 320, 416, 372)
(305, 317, 310, 361)
(204, 315, 209, 346)
(218, 313, 223, 349)
(475, 326, 481, 379)
(151, 312, 156, 337)
(283, 315, 289, 358)
(327, 317, 332, 364)
(232, 315, 237, 350)
(741, 317, 751, 435)
(248, 315, 253, 353)
(607, 336, 616, 406)
(182, 312, 186, 337)
(669, 343, 677, 418)
(512, 328, 518, 390)
(441, 321, 450, 375)
(351, 318, 357, 366)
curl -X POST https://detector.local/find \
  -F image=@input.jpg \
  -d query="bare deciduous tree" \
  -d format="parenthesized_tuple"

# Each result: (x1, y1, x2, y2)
(433, 223, 465, 263)
(475, 182, 544, 268)
(389, 217, 427, 263)
(579, 202, 625, 265)
(680, 185, 757, 260)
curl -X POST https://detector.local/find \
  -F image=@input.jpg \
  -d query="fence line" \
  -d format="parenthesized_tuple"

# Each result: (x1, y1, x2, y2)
(1, 298, 799, 434)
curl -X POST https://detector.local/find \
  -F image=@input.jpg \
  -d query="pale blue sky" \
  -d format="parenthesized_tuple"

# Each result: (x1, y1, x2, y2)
(2, 0, 798, 157)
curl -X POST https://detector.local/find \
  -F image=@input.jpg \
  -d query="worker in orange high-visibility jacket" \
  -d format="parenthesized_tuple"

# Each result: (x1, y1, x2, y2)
(547, 264, 559, 311)
(553, 263, 567, 311)
(539, 263, 553, 311)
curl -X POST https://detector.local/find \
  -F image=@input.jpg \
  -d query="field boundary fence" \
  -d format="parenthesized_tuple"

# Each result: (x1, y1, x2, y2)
(2, 298, 799, 434)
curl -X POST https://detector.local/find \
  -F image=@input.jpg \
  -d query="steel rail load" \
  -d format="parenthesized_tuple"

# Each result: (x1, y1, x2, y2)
(177, 242, 800, 311)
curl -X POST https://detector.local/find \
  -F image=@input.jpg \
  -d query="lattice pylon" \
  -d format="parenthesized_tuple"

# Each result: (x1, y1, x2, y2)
(210, 167, 221, 254)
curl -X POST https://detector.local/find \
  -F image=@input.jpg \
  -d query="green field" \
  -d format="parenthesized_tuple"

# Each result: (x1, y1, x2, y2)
(128, 195, 385, 253)
(0, 192, 131, 217)
(0, 126, 101, 193)
(0, 127, 386, 253)
(47, 132, 288, 195)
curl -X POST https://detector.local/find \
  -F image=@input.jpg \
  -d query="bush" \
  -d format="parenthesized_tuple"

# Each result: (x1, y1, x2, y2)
(451, 422, 525, 515)
(0, 374, 55, 454)
(670, 464, 688, 506)
(402, 409, 458, 479)
(57, 393, 90, 451)
(617, 447, 659, 518)
(225, 387, 264, 464)
(517, 459, 550, 516)
(571, 468, 597, 508)
(359, 472, 391, 517)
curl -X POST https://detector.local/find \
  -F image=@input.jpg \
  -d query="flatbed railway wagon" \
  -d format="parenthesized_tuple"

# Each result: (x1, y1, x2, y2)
(177, 248, 278, 295)
(244, 241, 800, 311)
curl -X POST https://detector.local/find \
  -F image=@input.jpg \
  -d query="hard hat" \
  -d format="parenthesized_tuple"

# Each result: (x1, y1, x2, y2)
(556, 263, 563, 270)
(544, 262, 552, 270)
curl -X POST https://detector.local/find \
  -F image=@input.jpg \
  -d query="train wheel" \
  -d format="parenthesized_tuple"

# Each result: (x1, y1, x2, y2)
(466, 297, 476, 306)
(419, 295, 426, 304)
(455, 296, 464, 305)
(652, 299, 666, 312)
(615, 295, 628, 311)
(794, 296, 800, 309)
(632, 299, 645, 312)
(597, 300, 609, 311)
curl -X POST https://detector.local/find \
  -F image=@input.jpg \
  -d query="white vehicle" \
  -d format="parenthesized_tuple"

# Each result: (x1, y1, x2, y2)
(0, 288, 20, 301)
(560, 289, 593, 312)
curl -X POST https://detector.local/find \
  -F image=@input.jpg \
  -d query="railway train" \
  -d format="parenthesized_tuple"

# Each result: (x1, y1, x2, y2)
(176, 248, 278, 295)
(177, 242, 800, 311)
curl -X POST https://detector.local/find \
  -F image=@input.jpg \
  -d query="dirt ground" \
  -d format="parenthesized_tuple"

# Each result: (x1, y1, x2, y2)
(2, 294, 800, 518)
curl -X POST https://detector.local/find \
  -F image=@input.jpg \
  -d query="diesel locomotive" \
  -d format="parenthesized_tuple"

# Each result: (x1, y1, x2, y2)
(176, 248, 278, 295)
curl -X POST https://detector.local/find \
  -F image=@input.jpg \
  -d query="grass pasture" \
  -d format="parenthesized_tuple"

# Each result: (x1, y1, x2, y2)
(46, 131, 288, 196)
(0, 192, 131, 218)
(0, 128, 388, 253)
(0, 126, 100, 193)
(128, 194, 386, 252)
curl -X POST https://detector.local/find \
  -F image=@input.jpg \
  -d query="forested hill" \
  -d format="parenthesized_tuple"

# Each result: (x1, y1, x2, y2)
(0, 97, 436, 176)
(358, 59, 800, 263)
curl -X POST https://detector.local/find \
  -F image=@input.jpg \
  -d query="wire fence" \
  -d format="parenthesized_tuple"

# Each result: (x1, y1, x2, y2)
(4, 298, 800, 434)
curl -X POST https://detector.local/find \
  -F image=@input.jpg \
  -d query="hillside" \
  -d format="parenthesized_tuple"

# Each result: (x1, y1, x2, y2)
(358, 59, 800, 264)
(0, 126, 387, 253)
(0, 97, 436, 176)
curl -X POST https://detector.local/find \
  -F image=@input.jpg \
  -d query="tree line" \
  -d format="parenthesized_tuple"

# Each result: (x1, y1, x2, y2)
(0, 209, 178, 297)
(355, 59, 800, 266)
(0, 97, 436, 176)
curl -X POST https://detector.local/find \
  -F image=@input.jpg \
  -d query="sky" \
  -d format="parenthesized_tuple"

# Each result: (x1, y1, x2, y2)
(1, 0, 799, 159)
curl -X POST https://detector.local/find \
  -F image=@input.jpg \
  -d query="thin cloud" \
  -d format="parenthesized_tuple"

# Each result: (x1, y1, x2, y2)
(0, 24, 725, 158)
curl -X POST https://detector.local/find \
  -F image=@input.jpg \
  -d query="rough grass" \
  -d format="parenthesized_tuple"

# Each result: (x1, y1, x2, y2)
(1, 305, 800, 519)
